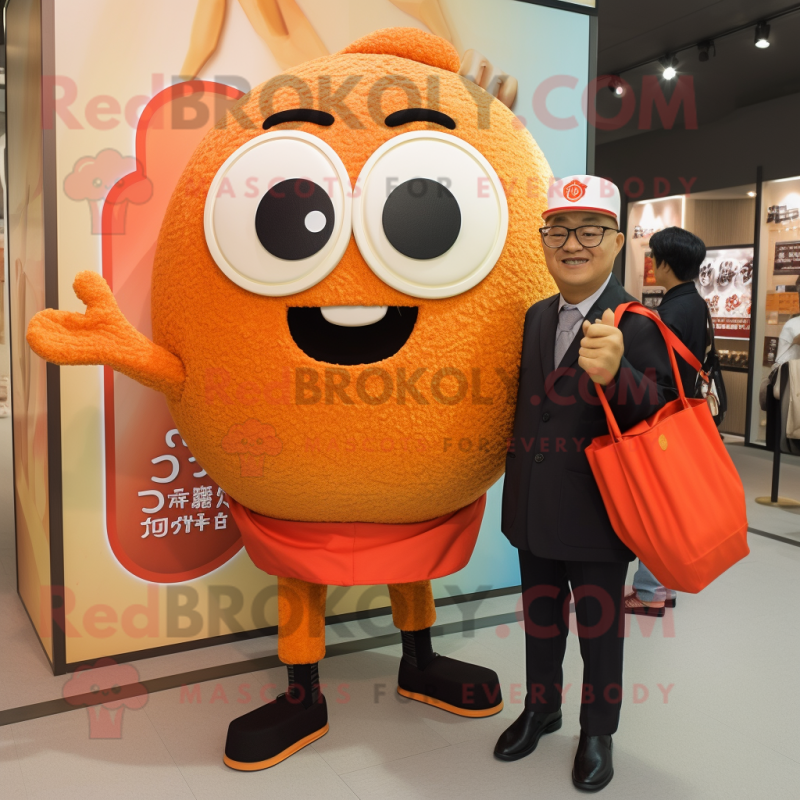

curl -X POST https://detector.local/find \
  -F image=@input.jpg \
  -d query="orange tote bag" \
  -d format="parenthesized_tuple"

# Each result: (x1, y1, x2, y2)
(585, 303, 749, 593)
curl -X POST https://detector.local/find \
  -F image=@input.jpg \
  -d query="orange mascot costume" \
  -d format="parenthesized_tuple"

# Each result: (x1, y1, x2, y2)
(27, 28, 554, 770)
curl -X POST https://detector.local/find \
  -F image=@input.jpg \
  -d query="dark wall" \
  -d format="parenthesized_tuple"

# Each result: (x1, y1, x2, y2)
(596, 91, 800, 201)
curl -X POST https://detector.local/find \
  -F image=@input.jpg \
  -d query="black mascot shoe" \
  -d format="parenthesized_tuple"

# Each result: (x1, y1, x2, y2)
(494, 708, 562, 761)
(397, 653, 503, 717)
(572, 731, 614, 792)
(223, 693, 329, 771)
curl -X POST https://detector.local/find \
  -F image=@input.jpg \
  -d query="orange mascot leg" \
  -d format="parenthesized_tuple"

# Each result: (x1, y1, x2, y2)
(388, 580, 437, 631)
(223, 576, 329, 772)
(277, 576, 328, 664)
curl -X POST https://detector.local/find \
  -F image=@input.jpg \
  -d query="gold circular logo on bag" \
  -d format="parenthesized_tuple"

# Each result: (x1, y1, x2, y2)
(659, 435, 668, 451)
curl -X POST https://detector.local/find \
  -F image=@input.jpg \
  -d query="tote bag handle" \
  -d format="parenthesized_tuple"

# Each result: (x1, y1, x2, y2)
(596, 302, 702, 442)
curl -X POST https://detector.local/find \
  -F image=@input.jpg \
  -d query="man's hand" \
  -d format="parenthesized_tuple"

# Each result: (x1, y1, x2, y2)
(792, 332, 800, 346)
(578, 308, 624, 385)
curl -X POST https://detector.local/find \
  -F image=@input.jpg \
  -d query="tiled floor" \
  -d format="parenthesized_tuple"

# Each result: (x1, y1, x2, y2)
(1, 415, 800, 797)
(726, 437, 800, 542)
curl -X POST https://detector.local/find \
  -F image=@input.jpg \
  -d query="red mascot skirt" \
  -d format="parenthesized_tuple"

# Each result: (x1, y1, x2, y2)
(229, 494, 487, 587)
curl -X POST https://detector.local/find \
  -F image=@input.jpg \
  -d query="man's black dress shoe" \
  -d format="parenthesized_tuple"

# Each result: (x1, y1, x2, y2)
(493, 708, 562, 761)
(572, 731, 614, 792)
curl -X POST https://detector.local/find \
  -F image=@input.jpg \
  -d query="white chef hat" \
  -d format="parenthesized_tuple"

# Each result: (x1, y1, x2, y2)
(543, 175, 621, 225)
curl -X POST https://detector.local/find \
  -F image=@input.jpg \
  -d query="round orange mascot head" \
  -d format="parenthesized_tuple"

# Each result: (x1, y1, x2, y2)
(151, 28, 554, 523)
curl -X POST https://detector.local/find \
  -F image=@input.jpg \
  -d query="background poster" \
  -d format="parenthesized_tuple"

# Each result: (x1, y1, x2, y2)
(774, 240, 800, 276)
(643, 250, 656, 286)
(763, 336, 779, 368)
(641, 288, 664, 309)
(12, 0, 594, 666)
(695, 246, 754, 339)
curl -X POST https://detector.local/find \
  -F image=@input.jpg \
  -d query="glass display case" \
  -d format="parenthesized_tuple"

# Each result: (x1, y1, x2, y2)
(625, 186, 757, 436)
(748, 176, 800, 446)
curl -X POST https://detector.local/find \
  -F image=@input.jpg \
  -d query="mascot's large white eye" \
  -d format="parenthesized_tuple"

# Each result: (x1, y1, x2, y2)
(204, 131, 351, 296)
(352, 131, 508, 299)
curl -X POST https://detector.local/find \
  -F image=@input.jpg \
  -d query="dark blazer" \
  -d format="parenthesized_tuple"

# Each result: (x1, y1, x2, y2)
(656, 282, 708, 397)
(501, 274, 676, 562)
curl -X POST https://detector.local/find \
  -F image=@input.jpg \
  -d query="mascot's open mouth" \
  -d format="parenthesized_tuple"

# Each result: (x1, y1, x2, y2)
(287, 306, 418, 365)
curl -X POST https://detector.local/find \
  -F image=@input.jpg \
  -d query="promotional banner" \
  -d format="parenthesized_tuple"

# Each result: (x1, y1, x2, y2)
(695, 247, 754, 339)
(774, 240, 800, 276)
(10, 0, 595, 669)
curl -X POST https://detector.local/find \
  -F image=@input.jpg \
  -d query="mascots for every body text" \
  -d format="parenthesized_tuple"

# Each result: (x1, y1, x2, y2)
(27, 29, 555, 770)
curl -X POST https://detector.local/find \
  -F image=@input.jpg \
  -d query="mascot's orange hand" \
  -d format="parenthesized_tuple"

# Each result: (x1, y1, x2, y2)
(578, 308, 624, 386)
(26, 270, 186, 402)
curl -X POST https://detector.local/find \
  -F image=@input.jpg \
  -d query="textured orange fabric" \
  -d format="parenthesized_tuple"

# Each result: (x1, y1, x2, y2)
(277, 576, 327, 664)
(229, 494, 485, 586)
(149, 30, 555, 523)
(388, 581, 436, 632)
(586, 304, 749, 594)
(27, 27, 555, 524)
(275, 576, 436, 663)
(26, 271, 185, 403)
(339, 27, 460, 73)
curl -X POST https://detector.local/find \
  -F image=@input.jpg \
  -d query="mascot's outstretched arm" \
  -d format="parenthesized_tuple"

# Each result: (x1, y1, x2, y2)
(26, 270, 185, 403)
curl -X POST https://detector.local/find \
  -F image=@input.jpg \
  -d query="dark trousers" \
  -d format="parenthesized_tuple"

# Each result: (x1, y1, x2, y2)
(518, 550, 628, 736)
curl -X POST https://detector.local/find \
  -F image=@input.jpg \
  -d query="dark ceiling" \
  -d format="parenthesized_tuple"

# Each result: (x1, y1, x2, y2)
(595, 0, 800, 144)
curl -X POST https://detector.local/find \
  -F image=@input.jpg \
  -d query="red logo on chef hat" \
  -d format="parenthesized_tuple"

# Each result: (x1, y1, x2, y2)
(563, 179, 588, 203)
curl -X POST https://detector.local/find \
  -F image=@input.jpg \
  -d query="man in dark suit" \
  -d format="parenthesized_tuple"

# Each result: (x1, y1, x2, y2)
(493, 176, 675, 792)
(626, 226, 709, 617)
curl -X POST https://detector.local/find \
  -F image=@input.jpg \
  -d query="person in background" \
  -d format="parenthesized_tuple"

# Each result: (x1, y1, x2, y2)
(762, 276, 800, 432)
(625, 226, 708, 616)
(771, 275, 800, 370)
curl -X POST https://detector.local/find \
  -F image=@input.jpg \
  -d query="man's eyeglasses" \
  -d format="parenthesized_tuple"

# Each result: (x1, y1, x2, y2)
(539, 225, 619, 249)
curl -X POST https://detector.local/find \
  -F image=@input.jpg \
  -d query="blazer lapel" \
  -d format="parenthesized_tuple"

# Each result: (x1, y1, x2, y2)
(583, 274, 628, 333)
(539, 296, 559, 383)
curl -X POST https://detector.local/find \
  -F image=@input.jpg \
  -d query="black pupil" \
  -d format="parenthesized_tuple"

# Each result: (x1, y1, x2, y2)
(382, 178, 461, 260)
(255, 179, 334, 261)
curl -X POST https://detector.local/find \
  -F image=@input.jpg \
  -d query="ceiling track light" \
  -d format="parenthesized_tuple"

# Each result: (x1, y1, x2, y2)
(610, 12, 790, 86)
(698, 40, 716, 62)
(659, 54, 679, 80)
(608, 76, 626, 97)
(755, 21, 770, 48)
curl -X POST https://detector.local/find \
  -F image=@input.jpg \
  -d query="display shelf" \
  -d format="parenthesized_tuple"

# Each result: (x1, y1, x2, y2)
(748, 174, 800, 446)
